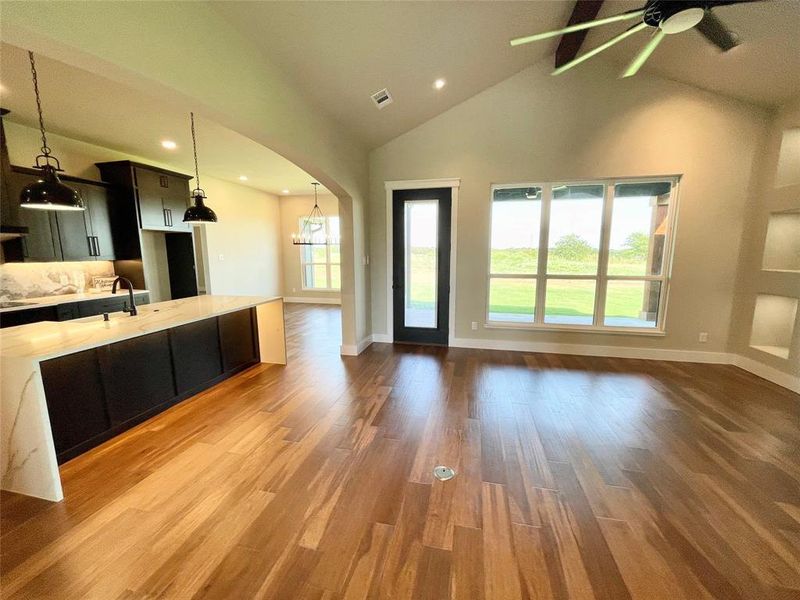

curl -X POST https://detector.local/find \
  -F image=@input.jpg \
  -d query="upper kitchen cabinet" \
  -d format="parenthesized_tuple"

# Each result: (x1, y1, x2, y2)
(97, 161, 192, 233)
(52, 182, 116, 261)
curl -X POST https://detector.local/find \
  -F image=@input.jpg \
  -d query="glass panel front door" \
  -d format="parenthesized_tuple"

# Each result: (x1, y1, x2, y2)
(404, 200, 438, 328)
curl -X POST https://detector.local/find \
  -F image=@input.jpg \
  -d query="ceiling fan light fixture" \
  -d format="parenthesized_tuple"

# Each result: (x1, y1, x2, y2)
(660, 7, 705, 34)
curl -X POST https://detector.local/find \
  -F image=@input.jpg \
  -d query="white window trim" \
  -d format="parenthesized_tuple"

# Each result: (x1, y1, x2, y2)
(485, 175, 681, 335)
(300, 216, 341, 291)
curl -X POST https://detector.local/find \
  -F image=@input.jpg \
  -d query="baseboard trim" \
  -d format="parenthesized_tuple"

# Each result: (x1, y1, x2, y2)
(368, 332, 798, 393)
(340, 335, 374, 356)
(284, 296, 341, 305)
(732, 355, 800, 394)
(450, 336, 732, 364)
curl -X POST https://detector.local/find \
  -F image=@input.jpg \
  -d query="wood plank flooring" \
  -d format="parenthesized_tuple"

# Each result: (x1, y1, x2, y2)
(2, 303, 799, 599)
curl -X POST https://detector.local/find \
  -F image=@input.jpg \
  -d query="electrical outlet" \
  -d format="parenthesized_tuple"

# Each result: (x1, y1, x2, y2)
(218, 254, 225, 261)
(471, 321, 478, 331)
(698, 332, 708, 343)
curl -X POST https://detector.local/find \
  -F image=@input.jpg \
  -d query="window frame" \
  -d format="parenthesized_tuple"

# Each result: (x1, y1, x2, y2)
(299, 216, 341, 291)
(485, 176, 680, 335)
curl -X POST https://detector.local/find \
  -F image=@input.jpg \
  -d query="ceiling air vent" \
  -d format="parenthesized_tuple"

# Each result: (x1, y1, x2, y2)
(371, 88, 393, 110)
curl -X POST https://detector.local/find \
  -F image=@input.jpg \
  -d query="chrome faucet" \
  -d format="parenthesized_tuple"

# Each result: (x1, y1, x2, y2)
(111, 276, 138, 316)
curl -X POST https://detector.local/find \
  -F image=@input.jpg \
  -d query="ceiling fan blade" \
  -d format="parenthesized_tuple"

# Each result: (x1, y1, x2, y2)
(695, 10, 740, 51)
(552, 22, 649, 75)
(621, 29, 666, 78)
(510, 8, 645, 46)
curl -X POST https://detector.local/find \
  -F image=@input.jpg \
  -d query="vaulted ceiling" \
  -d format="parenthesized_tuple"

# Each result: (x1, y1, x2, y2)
(216, 1, 800, 150)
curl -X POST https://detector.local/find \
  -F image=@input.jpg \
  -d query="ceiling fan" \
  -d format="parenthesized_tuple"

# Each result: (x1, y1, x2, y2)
(511, 0, 762, 78)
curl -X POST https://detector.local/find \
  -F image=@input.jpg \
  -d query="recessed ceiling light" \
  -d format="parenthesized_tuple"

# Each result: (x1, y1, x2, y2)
(161, 140, 177, 150)
(433, 78, 446, 90)
(239, 175, 248, 181)
(282, 189, 290, 194)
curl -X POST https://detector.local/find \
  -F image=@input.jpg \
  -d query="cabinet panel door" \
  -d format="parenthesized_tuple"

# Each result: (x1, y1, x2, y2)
(7, 172, 60, 262)
(55, 209, 93, 261)
(162, 176, 190, 232)
(170, 318, 223, 394)
(219, 309, 257, 372)
(100, 330, 176, 425)
(40, 349, 110, 458)
(84, 185, 116, 259)
(0, 305, 58, 328)
(134, 168, 167, 229)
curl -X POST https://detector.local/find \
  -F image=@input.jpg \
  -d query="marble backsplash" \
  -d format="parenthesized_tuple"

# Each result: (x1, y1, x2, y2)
(0, 261, 115, 300)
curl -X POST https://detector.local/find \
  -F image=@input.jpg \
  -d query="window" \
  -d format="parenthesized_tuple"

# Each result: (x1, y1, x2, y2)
(487, 178, 677, 332)
(300, 216, 340, 290)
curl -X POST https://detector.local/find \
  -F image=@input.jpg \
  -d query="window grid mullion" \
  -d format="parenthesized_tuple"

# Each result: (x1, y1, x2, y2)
(535, 185, 551, 324)
(593, 183, 614, 327)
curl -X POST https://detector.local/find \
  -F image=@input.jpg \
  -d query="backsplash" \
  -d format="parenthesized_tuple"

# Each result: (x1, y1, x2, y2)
(0, 261, 115, 300)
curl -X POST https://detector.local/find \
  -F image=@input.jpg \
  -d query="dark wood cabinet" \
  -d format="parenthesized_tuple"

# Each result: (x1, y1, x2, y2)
(54, 209, 94, 261)
(99, 162, 192, 232)
(99, 330, 176, 425)
(82, 184, 116, 260)
(0, 293, 150, 328)
(0, 305, 59, 328)
(38, 310, 259, 462)
(75, 292, 150, 318)
(170, 319, 223, 394)
(4, 171, 60, 262)
(219, 309, 258, 372)
(40, 349, 110, 457)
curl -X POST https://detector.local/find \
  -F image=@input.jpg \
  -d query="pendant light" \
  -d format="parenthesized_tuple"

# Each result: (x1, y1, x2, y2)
(292, 182, 333, 245)
(19, 52, 84, 211)
(183, 112, 217, 224)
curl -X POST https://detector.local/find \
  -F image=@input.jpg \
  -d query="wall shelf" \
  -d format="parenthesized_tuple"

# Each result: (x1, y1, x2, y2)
(749, 294, 798, 360)
(762, 210, 800, 273)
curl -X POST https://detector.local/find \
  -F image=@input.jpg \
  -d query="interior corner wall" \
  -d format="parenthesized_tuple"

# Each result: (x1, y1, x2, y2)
(729, 98, 800, 378)
(368, 59, 770, 356)
(279, 194, 341, 302)
(4, 121, 283, 299)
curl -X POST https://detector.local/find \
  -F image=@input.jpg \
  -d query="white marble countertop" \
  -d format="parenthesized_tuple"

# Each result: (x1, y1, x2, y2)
(0, 289, 150, 313)
(0, 295, 281, 362)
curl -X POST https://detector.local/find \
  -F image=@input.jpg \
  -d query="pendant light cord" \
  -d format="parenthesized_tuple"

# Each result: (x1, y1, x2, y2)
(190, 111, 200, 191)
(28, 52, 51, 159)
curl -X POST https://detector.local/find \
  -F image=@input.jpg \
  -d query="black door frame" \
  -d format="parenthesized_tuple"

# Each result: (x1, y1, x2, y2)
(392, 187, 452, 345)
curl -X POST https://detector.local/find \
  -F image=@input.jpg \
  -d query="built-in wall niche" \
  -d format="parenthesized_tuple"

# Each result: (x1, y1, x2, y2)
(749, 294, 798, 360)
(762, 210, 800, 272)
(776, 127, 800, 188)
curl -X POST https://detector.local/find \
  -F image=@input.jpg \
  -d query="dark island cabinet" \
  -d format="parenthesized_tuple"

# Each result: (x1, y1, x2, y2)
(39, 309, 259, 463)
(170, 318, 223, 394)
(99, 330, 176, 425)
(40, 349, 110, 457)
(219, 309, 258, 372)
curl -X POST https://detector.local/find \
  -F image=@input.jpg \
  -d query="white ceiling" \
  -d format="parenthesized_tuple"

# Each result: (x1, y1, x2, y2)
(582, 0, 800, 107)
(216, 1, 799, 150)
(214, 1, 574, 149)
(0, 43, 325, 196)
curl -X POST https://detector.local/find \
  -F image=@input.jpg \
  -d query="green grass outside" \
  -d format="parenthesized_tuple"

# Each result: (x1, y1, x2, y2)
(406, 247, 653, 320)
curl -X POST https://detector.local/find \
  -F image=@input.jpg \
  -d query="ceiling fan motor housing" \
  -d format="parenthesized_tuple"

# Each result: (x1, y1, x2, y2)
(644, 0, 707, 33)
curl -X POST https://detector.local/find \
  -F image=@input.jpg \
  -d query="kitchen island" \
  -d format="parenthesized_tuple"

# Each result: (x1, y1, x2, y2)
(0, 295, 286, 502)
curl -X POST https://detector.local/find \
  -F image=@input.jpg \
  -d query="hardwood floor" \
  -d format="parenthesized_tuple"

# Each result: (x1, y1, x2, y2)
(2, 303, 799, 599)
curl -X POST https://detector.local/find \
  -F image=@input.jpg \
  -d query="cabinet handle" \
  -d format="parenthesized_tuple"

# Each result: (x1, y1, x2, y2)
(87, 236, 95, 256)
(93, 236, 101, 257)
(22, 236, 29, 258)
(163, 208, 169, 227)
(168, 209, 173, 226)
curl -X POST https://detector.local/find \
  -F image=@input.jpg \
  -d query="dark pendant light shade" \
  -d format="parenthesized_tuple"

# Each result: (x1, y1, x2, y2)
(20, 161, 84, 211)
(184, 190, 217, 224)
(183, 112, 217, 224)
(20, 51, 84, 211)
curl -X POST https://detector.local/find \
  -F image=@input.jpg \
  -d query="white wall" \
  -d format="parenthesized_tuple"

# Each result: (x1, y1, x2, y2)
(5, 121, 283, 299)
(195, 177, 282, 297)
(369, 59, 770, 355)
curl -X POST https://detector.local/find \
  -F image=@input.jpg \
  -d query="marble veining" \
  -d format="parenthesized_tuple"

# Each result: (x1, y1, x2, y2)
(0, 261, 115, 300)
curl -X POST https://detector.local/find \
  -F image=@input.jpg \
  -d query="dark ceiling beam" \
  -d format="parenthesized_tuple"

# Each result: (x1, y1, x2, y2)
(555, 0, 605, 68)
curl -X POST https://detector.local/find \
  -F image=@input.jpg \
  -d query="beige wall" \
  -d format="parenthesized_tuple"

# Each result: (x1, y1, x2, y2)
(279, 194, 340, 302)
(2, 1, 370, 349)
(730, 98, 800, 376)
(369, 59, 770, 355)
(5, 122, 283, 299)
